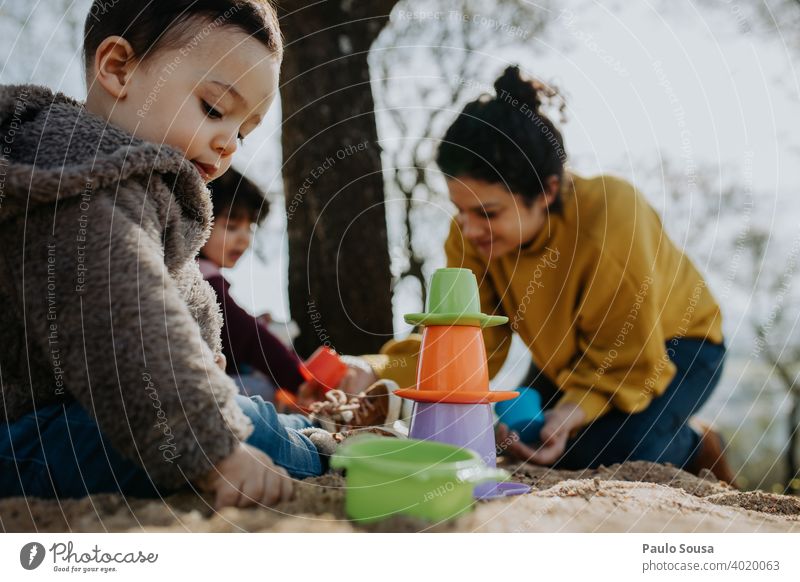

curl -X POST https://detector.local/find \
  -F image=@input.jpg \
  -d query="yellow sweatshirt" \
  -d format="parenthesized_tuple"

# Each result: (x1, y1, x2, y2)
(366, 174, 723, 426)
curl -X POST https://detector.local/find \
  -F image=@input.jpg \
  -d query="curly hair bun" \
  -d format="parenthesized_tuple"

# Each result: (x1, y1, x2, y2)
(436, 64, 567, 209)
(494, 66, 541, 111)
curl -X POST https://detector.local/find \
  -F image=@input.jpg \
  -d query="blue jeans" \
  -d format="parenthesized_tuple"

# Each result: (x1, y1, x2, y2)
(233, 369, 277, 402)
(523, 338, 726, 470)
(0, 394, 322, 499)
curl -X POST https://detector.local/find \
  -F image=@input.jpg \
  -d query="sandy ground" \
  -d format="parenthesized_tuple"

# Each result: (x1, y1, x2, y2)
(2, 460, 799, 533)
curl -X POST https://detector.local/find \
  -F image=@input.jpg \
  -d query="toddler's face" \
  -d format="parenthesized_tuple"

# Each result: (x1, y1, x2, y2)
(108, 27, 279, 183)
(202, 214, 255, 269)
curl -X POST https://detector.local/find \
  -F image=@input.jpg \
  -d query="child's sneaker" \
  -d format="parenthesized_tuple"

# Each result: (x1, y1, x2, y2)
(309, 380, 402, 433)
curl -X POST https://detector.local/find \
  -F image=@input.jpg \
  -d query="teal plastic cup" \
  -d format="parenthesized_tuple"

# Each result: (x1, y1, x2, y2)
(494, 387, 544, 444)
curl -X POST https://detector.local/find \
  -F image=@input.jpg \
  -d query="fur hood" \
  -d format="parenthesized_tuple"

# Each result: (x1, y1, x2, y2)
(0, 84, 210, 271)
(0, 84, 253, 491)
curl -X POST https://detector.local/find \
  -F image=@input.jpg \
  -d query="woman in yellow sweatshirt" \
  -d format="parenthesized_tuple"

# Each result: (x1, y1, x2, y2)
(358, 66, 733, 482)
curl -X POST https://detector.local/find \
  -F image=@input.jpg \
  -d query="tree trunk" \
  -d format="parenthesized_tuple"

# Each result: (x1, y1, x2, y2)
(277, 1, 398, 357)
(764, 350, 800, 494)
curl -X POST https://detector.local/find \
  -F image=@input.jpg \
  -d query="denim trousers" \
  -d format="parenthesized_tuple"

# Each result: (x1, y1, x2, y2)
(522, 338, 726, 470)
(0, 394, 322, 499)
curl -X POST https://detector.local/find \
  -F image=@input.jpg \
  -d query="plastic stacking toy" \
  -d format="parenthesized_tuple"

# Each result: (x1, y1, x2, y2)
(396, 268, 531, 499)
(494, 386, 545, 444)
(331, 436, 507, 523)
(300, 346, 347, 392)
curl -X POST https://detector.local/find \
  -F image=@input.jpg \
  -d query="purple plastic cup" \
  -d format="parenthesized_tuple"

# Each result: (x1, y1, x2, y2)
(409, 402, 497, 465)
(408, 402, 530, 499)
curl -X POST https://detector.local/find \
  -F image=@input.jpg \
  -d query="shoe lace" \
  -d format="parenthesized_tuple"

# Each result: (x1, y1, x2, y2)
(352, 393, 376, 426)
(309, 389, 375, 427)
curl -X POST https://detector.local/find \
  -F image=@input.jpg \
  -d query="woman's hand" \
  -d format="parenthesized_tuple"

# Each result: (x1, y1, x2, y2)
(496, 403, 586, 466)
(197, 443, 293, 509)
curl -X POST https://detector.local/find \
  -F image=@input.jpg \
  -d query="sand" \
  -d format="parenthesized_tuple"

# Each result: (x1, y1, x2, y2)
(2, 460, 799, 533)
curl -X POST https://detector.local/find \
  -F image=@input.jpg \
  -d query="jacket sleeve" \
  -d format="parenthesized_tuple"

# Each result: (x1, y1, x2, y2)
(30, 193, 253, 489)
(555, 254, 674, 425)
(362, 335, 422, 389)
(181, 261, 226, 358)
(206, 274, 305, 391)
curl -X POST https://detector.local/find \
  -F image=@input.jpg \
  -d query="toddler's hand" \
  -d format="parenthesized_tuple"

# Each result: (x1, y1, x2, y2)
(198, 443, 293, 509)
(214, 353, 226, 371)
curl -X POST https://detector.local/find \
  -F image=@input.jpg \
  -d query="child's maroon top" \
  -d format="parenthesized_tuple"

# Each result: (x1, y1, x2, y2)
(200, 259, 304, 391)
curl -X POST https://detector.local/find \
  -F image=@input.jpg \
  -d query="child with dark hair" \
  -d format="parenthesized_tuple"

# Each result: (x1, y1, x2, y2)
(0, 0, 337, 509)
(366, 66, 734, 483)
(200, 168, 305, 400)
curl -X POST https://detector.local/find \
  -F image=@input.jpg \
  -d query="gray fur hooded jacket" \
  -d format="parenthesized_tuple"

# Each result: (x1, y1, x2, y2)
(0, 84, 253, 489)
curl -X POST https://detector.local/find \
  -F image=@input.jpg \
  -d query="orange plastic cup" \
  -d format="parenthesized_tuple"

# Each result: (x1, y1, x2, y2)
(394, 325, 516, 404)
(416, 326, 489, 393)
(300, 346, 347, 392)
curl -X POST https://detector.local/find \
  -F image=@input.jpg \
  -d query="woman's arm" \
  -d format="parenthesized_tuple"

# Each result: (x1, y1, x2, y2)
(555, 254, 674, 427)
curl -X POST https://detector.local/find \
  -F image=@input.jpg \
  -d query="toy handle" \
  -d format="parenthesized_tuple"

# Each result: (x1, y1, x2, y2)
(329, 455, 346, 471)
(455, 466, 509, 484)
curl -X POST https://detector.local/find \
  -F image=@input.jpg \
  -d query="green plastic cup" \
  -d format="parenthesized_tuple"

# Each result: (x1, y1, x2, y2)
(331, 436, 508, 523)
(429, 268, 482, 315)
(404, 268, 508, 328)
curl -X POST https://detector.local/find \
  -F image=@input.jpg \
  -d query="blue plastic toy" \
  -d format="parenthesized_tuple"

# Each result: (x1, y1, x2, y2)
(494, 387, 545, 444)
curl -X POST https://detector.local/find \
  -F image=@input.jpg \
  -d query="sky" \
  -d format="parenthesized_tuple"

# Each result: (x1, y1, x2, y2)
(540, 0, 798, 192)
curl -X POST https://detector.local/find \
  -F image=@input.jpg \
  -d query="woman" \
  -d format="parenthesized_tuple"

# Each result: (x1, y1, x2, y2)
(361, 66, 733, 482)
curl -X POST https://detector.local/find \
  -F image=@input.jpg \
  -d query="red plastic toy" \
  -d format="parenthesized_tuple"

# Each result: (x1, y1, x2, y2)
(300, 346, 347, 392)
